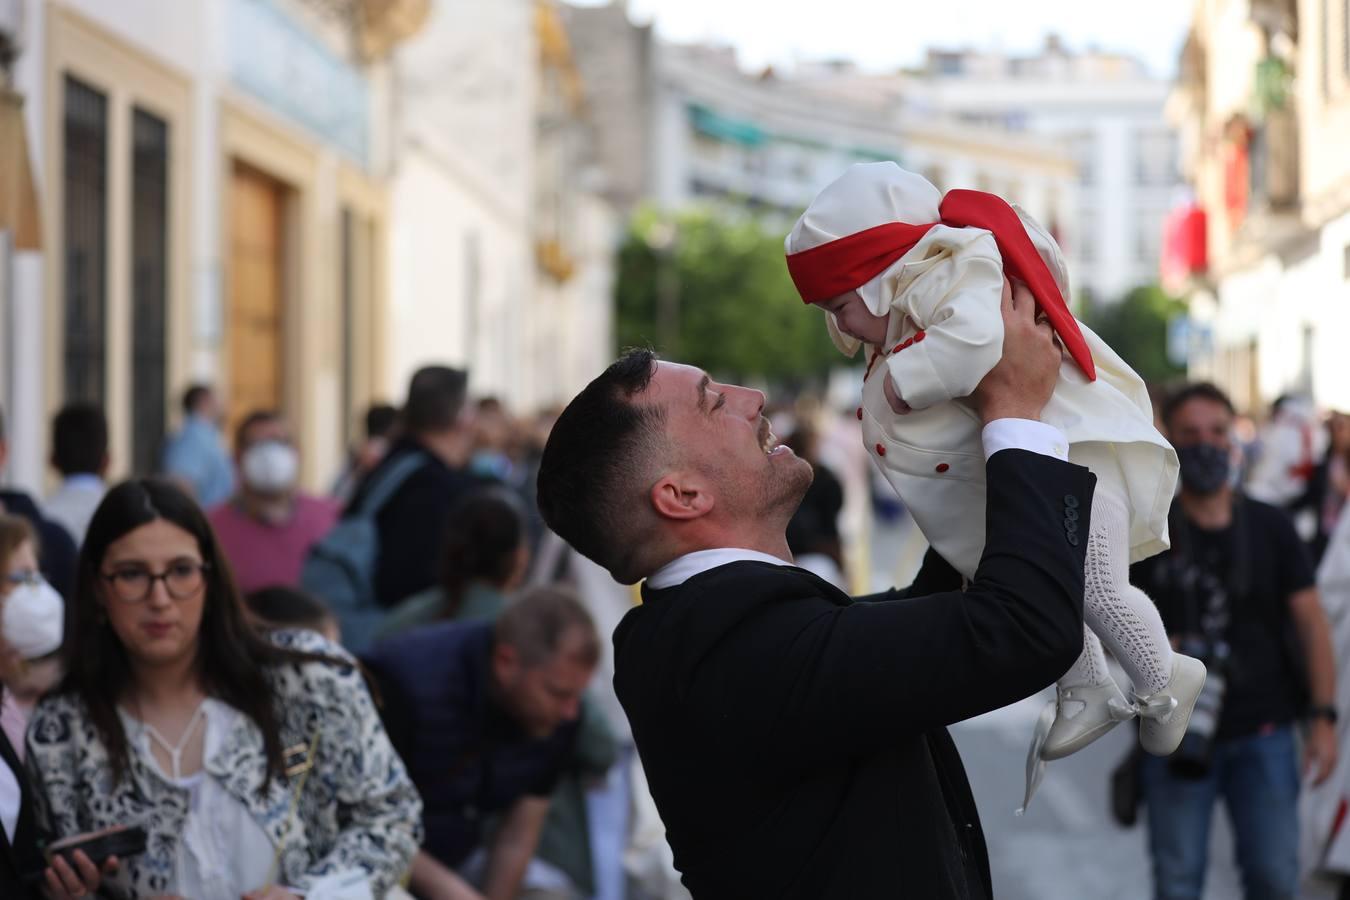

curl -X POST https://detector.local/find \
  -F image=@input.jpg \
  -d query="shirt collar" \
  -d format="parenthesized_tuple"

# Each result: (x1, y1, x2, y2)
(645, 548, 793, 590)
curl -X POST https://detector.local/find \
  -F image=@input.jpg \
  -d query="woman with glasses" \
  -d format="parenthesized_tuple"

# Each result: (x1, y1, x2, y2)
(24, 480, 422, 899)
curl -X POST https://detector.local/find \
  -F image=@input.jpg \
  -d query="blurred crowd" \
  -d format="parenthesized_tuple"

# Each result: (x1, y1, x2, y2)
(5, 367, 1350, 899)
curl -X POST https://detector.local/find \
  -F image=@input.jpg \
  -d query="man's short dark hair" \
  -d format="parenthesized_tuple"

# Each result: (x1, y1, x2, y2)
(403, 366, 468, 434)
(182, 384, 213, 415)
(495, 585, 600, 668)
(1162, 382, 1237, 430)
(234, 410, 281, 454)
(536, 349, 665, 583)
(51, 403, 108, 476)
(365, 404, 398, 440)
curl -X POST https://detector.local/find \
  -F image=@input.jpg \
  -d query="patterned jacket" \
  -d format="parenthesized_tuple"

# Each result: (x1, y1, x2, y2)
(25, 630, 423, 898)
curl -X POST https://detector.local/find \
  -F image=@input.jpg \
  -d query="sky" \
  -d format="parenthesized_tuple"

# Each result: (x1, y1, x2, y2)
(568, 1, 1194, 79)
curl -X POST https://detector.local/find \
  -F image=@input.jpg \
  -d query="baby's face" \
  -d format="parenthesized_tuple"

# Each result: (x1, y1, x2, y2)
(817, 291, 889, 346)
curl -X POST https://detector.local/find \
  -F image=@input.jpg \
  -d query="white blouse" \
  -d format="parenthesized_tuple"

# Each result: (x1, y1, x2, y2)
(121, 700, 276, 899)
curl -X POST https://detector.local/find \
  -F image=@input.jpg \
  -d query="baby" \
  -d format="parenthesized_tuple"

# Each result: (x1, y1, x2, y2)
(785, 162, 1206, 779)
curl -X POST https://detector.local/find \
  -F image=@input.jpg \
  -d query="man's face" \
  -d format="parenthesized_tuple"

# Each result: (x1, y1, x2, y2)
(1167, 397, 1234, 453)
(644, 361, 813, 521)
(494, 626, 596, 738)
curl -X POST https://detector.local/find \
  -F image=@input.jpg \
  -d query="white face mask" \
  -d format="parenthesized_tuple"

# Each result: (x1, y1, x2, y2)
(240, 440, 300, 495)
(3, 577, 64, 659)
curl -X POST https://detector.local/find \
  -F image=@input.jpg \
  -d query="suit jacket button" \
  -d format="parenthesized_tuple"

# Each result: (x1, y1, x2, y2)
(1065, 507, 1079, 521)
(876, 443, 886, 456)
(935, 463, 950, 473)
(1065, 519, 1079, 533)
(1064, 495, 1080, 509)
(1068, 533, 1079, 547)
(914, 330, 927, 342)
(856, 407, 863, 420)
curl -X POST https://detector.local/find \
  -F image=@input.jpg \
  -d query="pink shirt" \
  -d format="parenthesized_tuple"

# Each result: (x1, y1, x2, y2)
(207, 495, 340, 594)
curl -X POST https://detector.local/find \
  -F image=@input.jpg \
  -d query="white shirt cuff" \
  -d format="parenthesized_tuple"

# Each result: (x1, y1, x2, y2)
(981, 419, 1069, 462)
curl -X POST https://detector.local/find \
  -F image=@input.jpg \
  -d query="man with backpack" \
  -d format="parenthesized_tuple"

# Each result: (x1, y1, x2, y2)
(304, 366, 481, 650)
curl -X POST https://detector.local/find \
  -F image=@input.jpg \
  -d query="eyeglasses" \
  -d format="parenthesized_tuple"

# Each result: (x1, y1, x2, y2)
(101, 561, 209, 603)
(3, 571, 41, 589)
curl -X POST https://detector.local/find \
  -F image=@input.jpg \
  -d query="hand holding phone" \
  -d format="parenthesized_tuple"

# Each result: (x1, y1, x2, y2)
(46, 823, 147, 867)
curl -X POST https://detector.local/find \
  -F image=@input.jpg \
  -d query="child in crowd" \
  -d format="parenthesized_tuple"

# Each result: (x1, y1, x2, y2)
(785, 163, 1206, 780)
(247, 585, 342, 644)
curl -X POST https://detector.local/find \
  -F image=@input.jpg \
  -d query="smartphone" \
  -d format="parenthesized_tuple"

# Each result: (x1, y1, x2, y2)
(46, 824, 148, 867)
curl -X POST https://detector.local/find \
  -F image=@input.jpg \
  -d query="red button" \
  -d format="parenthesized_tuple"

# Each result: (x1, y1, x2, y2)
(892, 343, 904, 353)
(902, 338, 914, 349)
(875, 443, 886, 456)
(913, 330, 927, 342)
(856, 407, 863, 420)
(935, 463, 950, 473)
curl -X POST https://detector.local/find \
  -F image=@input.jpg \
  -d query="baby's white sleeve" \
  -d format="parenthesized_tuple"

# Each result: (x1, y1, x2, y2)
(883, 228, 1006, 410)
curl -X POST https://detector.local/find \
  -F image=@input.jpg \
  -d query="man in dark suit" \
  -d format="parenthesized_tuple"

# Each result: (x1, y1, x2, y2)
(536, 282, 1093, 899)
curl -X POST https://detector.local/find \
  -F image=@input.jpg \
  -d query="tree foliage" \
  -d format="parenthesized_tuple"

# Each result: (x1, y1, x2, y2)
(614, 206, 841, 383)
(1082, 284, 1188, 385)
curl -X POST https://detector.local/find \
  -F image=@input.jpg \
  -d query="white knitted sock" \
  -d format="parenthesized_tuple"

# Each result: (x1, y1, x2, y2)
(1058, 626, 1111, 689)
(1083, 487, 1175, 696)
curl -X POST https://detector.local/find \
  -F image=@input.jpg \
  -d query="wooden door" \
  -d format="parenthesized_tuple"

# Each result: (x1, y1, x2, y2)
(227, 163, 285, 435)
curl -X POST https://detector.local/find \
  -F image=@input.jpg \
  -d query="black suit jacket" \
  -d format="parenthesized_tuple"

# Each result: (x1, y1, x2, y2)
(0, 725, 43, 898)
(613, 449, 1095, 899)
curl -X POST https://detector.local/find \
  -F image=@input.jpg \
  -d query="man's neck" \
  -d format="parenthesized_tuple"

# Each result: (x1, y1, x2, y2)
(240, 491, 296, 525)
(1181, 486, 1234, 529)
(655, 529, 794, 572)
(414, 429, 470, 470)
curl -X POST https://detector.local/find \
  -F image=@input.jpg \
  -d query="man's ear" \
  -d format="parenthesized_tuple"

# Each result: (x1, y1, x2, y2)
(650, 472, 714, 521)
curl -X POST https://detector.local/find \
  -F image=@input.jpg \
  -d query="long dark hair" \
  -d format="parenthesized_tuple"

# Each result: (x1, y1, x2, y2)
(65, 479, 319, 783)
(439, 490, 525, 617)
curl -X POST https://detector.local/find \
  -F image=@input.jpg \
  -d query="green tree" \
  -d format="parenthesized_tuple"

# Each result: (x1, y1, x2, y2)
(614, 206, 841, 384)
(1082, 284, 1188, 384)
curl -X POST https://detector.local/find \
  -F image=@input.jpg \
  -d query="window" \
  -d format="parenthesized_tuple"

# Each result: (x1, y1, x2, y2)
(130, 108, 169, 477)
(62, 76, 109, 408)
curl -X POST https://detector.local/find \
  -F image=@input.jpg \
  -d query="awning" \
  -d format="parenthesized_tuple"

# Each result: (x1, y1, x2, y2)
(0, 87, 40, 250)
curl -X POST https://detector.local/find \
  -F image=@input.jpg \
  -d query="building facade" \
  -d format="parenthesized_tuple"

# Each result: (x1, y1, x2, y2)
(564, 5, 1077, 254)
(0, 0, 421, 494)
(388, 0, 615, 413)
(1169, 0, 1350, 414)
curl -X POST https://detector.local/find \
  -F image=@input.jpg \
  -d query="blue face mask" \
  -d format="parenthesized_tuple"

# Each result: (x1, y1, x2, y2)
(1176, 443, 1231, 495)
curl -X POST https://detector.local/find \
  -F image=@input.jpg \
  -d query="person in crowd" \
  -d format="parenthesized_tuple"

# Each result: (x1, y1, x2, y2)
(1131, 382, 1338, 900)
(783, 425, 847, 590)
(208, 411, 340, 594)
(345, 366, 481, 608)
(0, 521, 109, 898)
(535, 280, 1087, 898)
(468, 398, 524, 488)
(332, 404, 400, 505)
(1248, 394, 1323, 514)
(246, 586, 341, 644)
(0, 407, 77, 601)
(379, 495, 616, 898)
(44, 403, 109, 546)
(162, 384, 235, 508)
(363, 586, 602, 900)
(378, 491, 529, 637)
(0, 515, 64, 747)
(1301, 505, 1350, 897)
(1296, 411, 1350, 565)
(25, 479, 422, 898)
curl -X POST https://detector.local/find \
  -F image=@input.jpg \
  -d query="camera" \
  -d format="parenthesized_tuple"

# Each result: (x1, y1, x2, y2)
(1168, 636, 1229, 778)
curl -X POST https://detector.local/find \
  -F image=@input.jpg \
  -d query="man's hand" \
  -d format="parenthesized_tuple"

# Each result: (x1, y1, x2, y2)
(1304, 718, 1339, 786)
(882, 375, 912, 415)
(43, 851, 118, 900)
(970, 279, 1062, 425)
